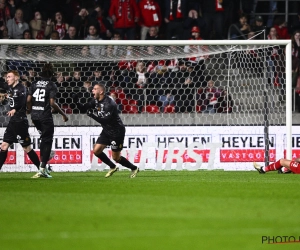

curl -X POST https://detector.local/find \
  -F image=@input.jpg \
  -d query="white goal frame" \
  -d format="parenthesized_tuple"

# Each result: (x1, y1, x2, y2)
(0, 39, 292, 166)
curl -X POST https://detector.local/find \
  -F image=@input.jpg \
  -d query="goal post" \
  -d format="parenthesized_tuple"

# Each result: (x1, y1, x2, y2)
(0, 39, 292, 171)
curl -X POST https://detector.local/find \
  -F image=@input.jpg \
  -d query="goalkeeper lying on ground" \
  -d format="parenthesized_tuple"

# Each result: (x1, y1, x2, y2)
(253, 158, 300, 174)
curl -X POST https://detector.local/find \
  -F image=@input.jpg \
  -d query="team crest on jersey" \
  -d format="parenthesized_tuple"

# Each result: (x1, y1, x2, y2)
(16, 135, 23, 144)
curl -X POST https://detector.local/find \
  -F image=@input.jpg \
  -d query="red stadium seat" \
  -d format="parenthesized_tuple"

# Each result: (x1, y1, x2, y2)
(129, 99, 138, 105)
(122, 105, 139, 114)
(120, 98, 129, 105)
(62, 104, 72, 114)
(142, 105, 160, 113)
(196, 105, 204, 113)
(163, 105, 175, 113)
(117, 92, 126, 99)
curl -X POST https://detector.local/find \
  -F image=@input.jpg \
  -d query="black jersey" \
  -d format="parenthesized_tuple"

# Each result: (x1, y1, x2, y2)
(85, 95, 125, 137)
(7, 82, 27, 122)
(28, 78, 57, 120)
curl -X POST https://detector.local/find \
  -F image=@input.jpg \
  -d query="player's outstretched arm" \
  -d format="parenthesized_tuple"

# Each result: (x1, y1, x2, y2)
(72, 94, 93, 113)
(50, 99, 68, 122)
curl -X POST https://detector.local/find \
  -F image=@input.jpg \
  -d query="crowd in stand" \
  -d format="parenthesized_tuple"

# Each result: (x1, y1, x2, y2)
(0, 0, 300, 114)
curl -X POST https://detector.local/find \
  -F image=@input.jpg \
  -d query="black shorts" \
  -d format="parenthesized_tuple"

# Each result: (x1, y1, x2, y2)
(96, 131, 125, 152)
(3, 119, 31, 147)
(32, 119, 54, 143)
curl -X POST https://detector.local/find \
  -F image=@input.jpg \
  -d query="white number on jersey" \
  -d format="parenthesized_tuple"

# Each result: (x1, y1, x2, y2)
(32, 88, 45, 102)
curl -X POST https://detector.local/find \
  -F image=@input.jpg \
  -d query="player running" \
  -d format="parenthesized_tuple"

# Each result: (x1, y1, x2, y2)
(27, 63, 68, 178)
(0, 70, 41, 173)
(72, 83, 139, 178)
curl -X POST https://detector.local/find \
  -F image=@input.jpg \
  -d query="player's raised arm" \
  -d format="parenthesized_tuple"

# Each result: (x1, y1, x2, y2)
(72, 93, 94, 113)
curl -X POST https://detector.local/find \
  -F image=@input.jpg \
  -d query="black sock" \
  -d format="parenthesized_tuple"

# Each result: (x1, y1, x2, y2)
(27, 149, 40, 170)
(0, 150, 8, 170)
(116, 156, 137, 170)
(41, 142, 52, 166)
(95, 152, 116, 169)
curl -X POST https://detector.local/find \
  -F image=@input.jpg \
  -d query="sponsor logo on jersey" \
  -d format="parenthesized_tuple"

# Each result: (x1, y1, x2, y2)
(32, 106, 44, 110)
(36, 81, 49, 87)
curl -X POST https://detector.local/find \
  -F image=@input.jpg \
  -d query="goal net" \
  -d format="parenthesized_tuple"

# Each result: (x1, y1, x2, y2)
(0, 40, 292, 172)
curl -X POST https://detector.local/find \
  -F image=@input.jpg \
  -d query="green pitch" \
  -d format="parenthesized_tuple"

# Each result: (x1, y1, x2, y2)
(0, 170, 300, 250)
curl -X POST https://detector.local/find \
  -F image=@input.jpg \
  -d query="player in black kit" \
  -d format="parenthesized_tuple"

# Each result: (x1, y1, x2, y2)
(0, 70, 41, 173)
(73, 83, 139, 178)
(27, 63, 68, 178)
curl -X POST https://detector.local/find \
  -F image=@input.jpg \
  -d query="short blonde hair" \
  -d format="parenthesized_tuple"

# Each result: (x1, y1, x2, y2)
(7, 70, 20, 78)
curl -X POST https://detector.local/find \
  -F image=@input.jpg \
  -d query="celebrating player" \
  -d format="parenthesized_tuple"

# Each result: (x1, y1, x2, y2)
(72, 83, 139, 178)
(0, 70, 41, 173)
(253, 158, 300, 174)
(27, 63, 68, 178)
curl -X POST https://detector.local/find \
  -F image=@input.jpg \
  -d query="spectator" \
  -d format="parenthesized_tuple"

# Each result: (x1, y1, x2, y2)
(88, 67, 105, 84)
(22, 28, 31, 39)
(102, 45, 115, 59)
(292, 30, 300, 60)
(110, 92, 122, 113)
(75, 45, 98, 78)
(175, 76, 196, 113)
(0, 88, 10, 127)
(6, 45, 31, 76)
(63, 25, 79, 40)
(266, 1, 278, 28)
(21, 66, 37, 84)
(135, 61, 148, 88)
(267, 26, 278, 40)
(138, 0, 161, 40)
(164, 0, 187, 40)
(145, 26, 159, 40)
(291, 11, 300, 33)
(30, 11, 51, 39)
(218, 89, 234, 113)
(111, 31, 121, 40)
(49, 30, 59, 40)
(250, 15, 266, 40)
(7, 8, 29, 39)
(183, 9, 205, 40)
(109, 0, 140, 40)
(203, 79, 219, 113)
(72, 7, 94, 39)
(273, 16, 290, 40)
(54, 71, 66, 87)
(0, 26, 9, 39)
(83, 80, 93, 93)
(84, 24, 102, 57)
(90, 4, 113, 40)
(200, 0, 224, 40)
(158, 89, 175, 112)
(16, 0, 37, 23)
(51, 11, 69, 40)
(183, 26, 207, 82)
(68, 67, 86, 87)
(0, 0, 15, 29)
(111, 31, 124, 57)
(52, 45, 75, 77)
(230, 13, 251, 40)
(0, 71, 7, 89)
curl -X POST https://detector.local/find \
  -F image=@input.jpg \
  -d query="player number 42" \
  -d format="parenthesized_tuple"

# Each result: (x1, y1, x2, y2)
(32, 89, 45, 102)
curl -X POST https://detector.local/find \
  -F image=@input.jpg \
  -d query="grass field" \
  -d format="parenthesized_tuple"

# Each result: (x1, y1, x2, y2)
(0, 170, 300, 250)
